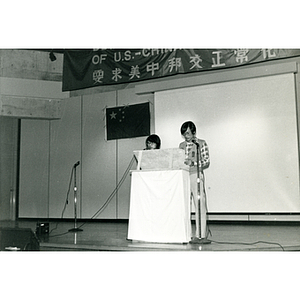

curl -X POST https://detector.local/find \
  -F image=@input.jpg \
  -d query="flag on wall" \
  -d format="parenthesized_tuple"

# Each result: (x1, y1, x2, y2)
(106, 102, 150, 140)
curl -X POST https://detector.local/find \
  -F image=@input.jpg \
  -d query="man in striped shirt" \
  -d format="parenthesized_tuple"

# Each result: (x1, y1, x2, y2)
(179, 121, 210, 242)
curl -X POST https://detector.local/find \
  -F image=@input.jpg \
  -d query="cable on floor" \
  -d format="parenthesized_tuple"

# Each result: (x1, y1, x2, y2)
(48, 156, 135, 237)
(207, 238, 285, 251)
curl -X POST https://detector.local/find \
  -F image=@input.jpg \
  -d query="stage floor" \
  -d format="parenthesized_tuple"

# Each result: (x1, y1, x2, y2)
(1, 219, 300, 251)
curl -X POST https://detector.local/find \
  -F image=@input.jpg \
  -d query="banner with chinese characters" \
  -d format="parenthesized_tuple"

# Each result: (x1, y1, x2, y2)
(62, 49, 300, 91)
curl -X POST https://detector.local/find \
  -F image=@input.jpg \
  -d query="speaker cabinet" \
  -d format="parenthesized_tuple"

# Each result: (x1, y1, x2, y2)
(0, 227, 40, 251)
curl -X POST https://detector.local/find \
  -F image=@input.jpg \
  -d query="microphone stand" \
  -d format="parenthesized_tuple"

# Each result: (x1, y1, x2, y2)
(190, 141, 211, 244)
(69, 162, 83, 232)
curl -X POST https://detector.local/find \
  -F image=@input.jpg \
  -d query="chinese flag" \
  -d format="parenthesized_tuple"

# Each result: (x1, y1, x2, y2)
(106, 102, 150, 140)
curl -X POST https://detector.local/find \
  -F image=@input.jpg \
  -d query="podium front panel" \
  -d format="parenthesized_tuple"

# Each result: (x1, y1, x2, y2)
(127, 169, 191, 243)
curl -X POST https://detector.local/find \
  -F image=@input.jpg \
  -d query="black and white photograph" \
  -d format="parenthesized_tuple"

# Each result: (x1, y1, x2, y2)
(0, 3, 299, 299)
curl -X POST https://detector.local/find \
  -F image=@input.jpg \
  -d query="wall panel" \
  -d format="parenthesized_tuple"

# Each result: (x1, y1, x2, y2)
(19, 120, 49, 217)
(81, 92, 117, 219)
(0, 117, 18, 220)
(49, 97, 81, 218)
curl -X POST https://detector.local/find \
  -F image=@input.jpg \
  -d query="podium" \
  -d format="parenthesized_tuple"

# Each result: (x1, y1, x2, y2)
(127, 169, 191, 243)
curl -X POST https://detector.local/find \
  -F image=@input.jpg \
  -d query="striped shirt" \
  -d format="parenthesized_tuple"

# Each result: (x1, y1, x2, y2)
(179, 138, 210, 173)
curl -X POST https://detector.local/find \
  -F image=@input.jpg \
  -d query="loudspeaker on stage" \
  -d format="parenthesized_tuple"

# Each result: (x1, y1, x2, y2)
(0, 227, 40, 251)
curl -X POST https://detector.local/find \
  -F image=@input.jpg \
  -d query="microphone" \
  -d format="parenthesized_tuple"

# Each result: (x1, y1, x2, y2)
(191, 138, 199, 145)
(74, 161, 80, 168)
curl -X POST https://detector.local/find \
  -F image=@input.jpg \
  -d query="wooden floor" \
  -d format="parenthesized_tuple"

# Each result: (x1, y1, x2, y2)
(1, 219, 300, 251)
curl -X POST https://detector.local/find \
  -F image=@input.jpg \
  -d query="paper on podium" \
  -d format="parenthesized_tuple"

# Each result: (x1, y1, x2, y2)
(133, 148, 189, 171)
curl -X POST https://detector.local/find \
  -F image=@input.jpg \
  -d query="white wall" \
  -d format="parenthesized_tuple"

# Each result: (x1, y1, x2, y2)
(154, 73, 300, 213)
(19, 88, 154, 219)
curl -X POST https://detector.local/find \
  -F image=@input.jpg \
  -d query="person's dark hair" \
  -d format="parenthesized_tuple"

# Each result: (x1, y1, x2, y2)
(180, 121, 196, 135)
(146, 134, 161, 149)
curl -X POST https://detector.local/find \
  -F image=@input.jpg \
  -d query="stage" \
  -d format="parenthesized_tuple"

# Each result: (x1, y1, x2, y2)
(1, 219, 300, 251)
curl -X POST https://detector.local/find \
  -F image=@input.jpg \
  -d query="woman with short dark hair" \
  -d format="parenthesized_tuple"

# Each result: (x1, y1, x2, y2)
(145, 134, 161, 150)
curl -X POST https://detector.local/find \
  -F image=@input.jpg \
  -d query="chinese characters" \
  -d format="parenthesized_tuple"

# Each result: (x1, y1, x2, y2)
(91, 49, 278, 85)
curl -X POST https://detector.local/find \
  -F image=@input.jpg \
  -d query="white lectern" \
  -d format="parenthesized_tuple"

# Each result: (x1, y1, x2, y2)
(127, 169, 191, 243)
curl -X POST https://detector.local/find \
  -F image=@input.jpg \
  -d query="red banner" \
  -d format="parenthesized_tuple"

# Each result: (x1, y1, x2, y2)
(62, 49, 300, 91)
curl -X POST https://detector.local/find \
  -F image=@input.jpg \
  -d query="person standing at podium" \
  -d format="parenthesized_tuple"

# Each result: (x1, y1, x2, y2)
(179, 121, 210, 240)
(144, 134, 161, 150)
